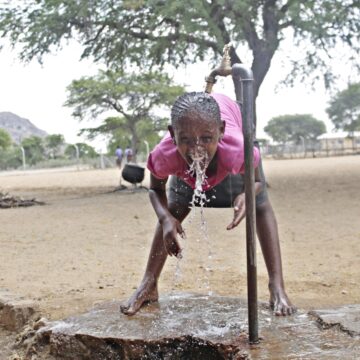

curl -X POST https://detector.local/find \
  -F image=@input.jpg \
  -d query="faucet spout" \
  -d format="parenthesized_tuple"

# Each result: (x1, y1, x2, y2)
(204, 43, 232, 93)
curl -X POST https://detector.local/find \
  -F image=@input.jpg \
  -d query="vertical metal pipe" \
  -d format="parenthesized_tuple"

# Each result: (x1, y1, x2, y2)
(232, 64, 259, 344)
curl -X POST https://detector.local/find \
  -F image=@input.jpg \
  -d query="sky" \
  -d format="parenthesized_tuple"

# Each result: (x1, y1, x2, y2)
(0, 41, 348, 152)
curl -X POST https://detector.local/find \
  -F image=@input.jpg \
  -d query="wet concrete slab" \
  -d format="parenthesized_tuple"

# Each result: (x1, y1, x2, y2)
(310, 304, 360, 337)
(37, 293, 360, 359)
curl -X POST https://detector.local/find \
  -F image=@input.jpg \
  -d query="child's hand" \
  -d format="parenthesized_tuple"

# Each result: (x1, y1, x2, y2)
(227, 193, 246, 230)
(161, 216, 185, 257)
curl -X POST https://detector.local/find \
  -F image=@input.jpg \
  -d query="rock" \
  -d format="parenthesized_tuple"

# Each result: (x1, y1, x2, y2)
(33, 318, 49, 331)
(0, 192, 45, 209)
(0, 290, 39, 331)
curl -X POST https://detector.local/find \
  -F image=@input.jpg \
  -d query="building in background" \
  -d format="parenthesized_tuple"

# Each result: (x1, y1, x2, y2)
(317, 131, 360, 155)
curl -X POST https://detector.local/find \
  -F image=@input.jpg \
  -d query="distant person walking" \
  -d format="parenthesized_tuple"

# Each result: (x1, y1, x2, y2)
(125, 146, 133, 163)
(115, 146, 123, 168)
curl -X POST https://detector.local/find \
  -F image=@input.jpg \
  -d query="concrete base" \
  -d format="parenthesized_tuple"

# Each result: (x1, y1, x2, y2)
(310, 304, 360, 336)
(35, 293, 360, 359)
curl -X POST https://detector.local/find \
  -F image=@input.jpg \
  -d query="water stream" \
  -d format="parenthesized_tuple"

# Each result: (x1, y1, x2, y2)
(182, 147, 214, 295)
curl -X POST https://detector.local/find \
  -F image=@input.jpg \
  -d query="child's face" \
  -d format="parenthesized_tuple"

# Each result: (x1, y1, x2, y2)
(169, 112, 225, 167)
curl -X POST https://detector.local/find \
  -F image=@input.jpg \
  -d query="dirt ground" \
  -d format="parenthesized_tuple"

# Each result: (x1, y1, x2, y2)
(1, 155, 359, 330)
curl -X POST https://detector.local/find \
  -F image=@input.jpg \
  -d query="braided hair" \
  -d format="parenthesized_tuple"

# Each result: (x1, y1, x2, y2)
(170, 92, 221, 127)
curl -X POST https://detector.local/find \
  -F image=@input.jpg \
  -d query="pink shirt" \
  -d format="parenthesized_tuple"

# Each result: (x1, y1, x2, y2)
(147, 93, 260, 191)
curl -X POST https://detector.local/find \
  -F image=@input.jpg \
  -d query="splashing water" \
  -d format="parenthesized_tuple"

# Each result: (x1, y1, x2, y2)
(171, 146, 214, 296)
(186, 147, 213, 295)
(186, 147, 209, 233)
(187, 147, 209, 208)
(174, 231, 186, 283)
(161, 149, 213, 313)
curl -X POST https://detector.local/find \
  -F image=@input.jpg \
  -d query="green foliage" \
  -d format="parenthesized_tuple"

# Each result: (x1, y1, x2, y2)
(0, 129, 22, 169)
(1, 0, 359, 96)
(0, 146, 22, 169)
(66, 69, 184, 156)
(65, 69, 183, 119)
(0, 128, 12, 149)
(85, 116, 130, 153)
(326, 82, 360, 133)
(105, 116, 165, 156)
(44, 133, 65, 158)
(64, 142, 98, 158)
(264, 114, 326, 144)
(21, 135, 45, 165)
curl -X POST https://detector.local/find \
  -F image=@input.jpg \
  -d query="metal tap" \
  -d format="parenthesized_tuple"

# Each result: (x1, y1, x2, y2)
(204, 43, 232, 93)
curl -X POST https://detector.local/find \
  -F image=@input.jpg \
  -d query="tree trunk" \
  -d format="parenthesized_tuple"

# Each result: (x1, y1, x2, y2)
(232, 45, 275, 134)
(230, 0, 280, 134)
(128, 122, 139, 163)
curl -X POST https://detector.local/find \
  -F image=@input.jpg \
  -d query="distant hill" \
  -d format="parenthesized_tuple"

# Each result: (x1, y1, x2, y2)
(0, 112, 48, 144)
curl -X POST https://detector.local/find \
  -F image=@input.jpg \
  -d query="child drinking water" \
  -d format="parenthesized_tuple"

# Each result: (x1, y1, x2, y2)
(120, 91, 296, 316)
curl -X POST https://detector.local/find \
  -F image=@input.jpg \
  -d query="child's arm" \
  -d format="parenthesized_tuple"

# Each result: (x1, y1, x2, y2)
(226, 167, 262, 230)
(148, 174, 185, 257)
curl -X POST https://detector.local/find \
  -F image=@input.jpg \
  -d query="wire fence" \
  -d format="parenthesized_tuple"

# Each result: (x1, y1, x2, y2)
(0, 152, 150, 172)
(261, 140, 360, 159)
(1, 140, 359, 173)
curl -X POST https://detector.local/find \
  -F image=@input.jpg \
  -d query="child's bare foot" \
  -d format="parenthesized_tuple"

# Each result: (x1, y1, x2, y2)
(269, 283, 296, 316)
(120, 276, 158, 316)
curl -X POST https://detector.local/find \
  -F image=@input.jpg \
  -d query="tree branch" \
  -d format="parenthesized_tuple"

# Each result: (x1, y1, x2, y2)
(125, 28, 219, 53)
(207, 0, 230, 47)
(103, 98, 132, 120)
(83, 24, 107, 46)
(279, 20, 294, 29)
(263, 0, 279, 45)
(280, 0, 303, 14)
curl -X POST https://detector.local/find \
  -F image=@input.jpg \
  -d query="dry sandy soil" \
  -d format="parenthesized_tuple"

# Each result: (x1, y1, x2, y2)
(0, 156, 359, 344)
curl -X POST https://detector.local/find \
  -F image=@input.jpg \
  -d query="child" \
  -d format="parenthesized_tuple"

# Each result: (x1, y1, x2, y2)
(120, 92, 295, 316)
(125, 146, 133, 163)
(115, 145, 123, 168)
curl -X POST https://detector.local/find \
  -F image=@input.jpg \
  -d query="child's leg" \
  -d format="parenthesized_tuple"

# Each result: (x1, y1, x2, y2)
(120, 178, 191, 316)
(254, 160, 296, 315)
(256, 200, 295, 315)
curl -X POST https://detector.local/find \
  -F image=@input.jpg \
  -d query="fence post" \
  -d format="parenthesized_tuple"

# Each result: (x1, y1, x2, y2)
(73, 144, 80, 170)
(20, 146, 26, 170)
(99, 151, 105, 169)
